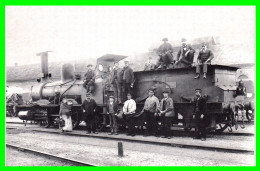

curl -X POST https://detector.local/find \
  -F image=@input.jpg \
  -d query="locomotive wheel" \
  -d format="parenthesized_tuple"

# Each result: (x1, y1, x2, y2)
(39, 120, 50, 128)
(71, 111, 80, 129)
(216, 123, 229, 133)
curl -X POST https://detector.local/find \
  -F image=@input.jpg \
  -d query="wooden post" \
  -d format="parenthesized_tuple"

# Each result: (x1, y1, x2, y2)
(118, 142, 124, 157)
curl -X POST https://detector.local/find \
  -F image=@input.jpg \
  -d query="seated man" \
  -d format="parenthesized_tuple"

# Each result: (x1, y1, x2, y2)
(83, 64, 96, 93)
(141, 88, 160, 136)
(176, 38, 195, 68)
(123, 93, 137, 136)
(156, 38, 174, 69)
(158, 90, 175, 139)
(194, 43, 214, 79)
(144, 56, 155, 71)
(235, 80, 247, 96)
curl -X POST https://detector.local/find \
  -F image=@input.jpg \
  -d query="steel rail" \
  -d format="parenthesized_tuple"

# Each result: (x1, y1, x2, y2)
(5, 122, 255, 137)
(6, 143, 96, 166)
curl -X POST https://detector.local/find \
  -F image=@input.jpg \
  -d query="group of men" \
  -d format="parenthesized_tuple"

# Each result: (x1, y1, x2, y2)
(81, 88, 209, 141)
(82, 59, 134, 104)
(145, 38, 214, 79)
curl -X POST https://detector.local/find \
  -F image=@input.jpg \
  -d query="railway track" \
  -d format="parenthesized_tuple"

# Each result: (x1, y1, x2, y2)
(6, 121, 255, 137)
(6, 126, 254, 155)
(6, 143, 96, 166)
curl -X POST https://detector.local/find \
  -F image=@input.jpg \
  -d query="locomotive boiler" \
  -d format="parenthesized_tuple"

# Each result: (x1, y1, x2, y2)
(17, 52, 127, 128)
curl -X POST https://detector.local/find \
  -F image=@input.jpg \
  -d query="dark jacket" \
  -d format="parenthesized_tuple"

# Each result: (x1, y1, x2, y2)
(112, 68, 124, 84)
(123, 66, 134, 84)
(181, 95, 208, 114)
(106, 102, 119, 114)
(81, 99, 97, 118)
(177, 45, 195, 65)
(157, 42, 174, 54)
(84, 70, 95, 81)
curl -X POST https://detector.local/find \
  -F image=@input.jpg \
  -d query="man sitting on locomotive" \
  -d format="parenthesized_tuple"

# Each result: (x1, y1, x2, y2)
(194, 43, 214, 79)
(81, 93, 98, 134)
(83, 64, 96, 93)
(144, 56, 156, 71)
(181, 89, 208, 141)
(106, 96, 119, 135)
(235, 80, 247, 96)
(123, 93, 137, 136)
(158, 90, 175, 139)
(156, 38, 175, 69)
(141, 88, 160, 136)
(175, 38, 195, 68)
(59, 97, 73, 132)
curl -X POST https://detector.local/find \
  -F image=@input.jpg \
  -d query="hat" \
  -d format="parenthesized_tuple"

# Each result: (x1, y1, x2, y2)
(148, 56, 152, 59)
(87, 64, 93, 67)
(127, 93, 132, 96)
(163, 90, 169, 94)
(109, 95, 115, 99)
(201, 42, 207, 47)
(148, 88, 155, 93)
(181, 38, 187, 43)
(195, 88, 202, 92)
(162, 38, 168, 41)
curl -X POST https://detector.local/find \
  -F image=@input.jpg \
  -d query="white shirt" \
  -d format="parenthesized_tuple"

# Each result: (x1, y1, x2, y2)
(123, 99, 136, 114)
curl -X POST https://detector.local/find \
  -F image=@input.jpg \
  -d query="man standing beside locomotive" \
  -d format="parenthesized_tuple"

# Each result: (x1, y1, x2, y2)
(123, 60, 134, 101)
(141, 88, 160, 136)
(158, 91, 175, 139)
(181, 89, 208, 141)
(106, 96, 119, 135)
(111, 62, 124, 103)
(83, 64, 95, 93)
(194, 43, 214, 79)
(123, 93, 137, 136)
(176, 38, 195, 68)
(81, 93, 98, 134)
(156, 38, 174, 69)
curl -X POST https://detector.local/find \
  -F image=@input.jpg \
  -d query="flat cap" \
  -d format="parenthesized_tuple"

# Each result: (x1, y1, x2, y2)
(87, 64, 93, 67)
(195, 88, 202, 92)
(109, 95, 115, 99)
(181, 38, 187, 42)
(163, 90, 169, 94)
(162, 38, 168, 41)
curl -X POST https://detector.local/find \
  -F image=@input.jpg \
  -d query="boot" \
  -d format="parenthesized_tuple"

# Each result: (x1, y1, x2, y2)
(203, 73, 207, 79)
(194, 73, 200, 79)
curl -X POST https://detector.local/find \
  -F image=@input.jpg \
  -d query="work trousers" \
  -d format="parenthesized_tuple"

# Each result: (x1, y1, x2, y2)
(123, 82, 132, 101)
(144, 110, 158, 135)
(125, 113, 136, 134)
(196, 63, 208, 74)
(194, 113, 208, 139)
(161, 114, 173, 137)
(109, 113, 118, 133)
(113, 80, 123, 103)
(85, 115, 96, 133)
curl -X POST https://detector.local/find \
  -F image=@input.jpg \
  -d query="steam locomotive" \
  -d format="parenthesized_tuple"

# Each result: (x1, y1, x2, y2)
(16, 51, 253, 132)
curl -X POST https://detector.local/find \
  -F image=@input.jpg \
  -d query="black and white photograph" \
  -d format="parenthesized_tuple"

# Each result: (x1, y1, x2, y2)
(5, 6, 255, 166)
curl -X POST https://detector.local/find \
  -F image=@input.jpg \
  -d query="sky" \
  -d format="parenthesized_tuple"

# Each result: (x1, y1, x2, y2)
(5, 6, 255, 66)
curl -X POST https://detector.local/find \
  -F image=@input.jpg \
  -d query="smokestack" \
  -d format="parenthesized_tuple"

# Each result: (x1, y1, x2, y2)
(36, 51, 52, 80)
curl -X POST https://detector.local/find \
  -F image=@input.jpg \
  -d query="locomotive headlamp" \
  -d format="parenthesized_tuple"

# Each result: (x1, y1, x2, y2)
(98, 64, 103, 71)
